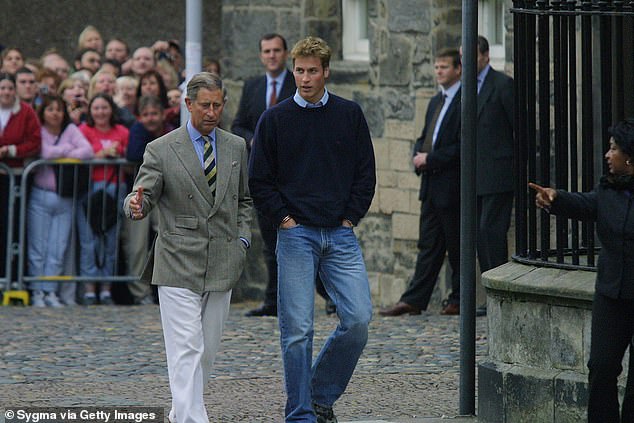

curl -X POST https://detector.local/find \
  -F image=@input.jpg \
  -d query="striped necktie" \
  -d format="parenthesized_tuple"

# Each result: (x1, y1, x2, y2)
(203, 135, 217, 196)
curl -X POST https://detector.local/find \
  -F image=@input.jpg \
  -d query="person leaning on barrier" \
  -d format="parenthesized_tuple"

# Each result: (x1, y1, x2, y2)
(78, 93, 129, 306)
(0, 72, 41, 284)
(28, 94, 93, 307)
(124, 72, 252, 422)
(530, 120, 634, 423)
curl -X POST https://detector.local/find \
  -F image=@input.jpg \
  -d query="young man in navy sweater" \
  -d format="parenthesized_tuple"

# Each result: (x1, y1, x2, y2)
(248, 36, 376, 423)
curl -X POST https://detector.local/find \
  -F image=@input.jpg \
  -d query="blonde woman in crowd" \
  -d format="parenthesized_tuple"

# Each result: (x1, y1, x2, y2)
(77, 25, 104, 54)
(114, 75, 138, 117)
(88, 70, 116, 99)
(156, 59, 179, 90)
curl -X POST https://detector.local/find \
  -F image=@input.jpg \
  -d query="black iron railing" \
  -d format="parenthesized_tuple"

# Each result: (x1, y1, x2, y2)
(512, 0, 634, 271)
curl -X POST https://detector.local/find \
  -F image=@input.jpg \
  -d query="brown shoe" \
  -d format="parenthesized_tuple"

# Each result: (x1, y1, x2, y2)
(440, 302, 460, 315)
(379, 301, 421, 316)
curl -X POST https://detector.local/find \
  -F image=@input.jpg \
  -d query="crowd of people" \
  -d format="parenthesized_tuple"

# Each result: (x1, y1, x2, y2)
(0, 25, 221, 307)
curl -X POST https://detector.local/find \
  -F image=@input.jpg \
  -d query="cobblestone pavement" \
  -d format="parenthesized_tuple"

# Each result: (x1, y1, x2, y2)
(0, 300, 487, 422)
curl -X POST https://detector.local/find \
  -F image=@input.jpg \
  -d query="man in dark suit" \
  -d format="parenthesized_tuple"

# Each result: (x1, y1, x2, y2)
(232, 33, 296, 149)
(473, 36, 514, 315)
(232, 33, 296, 317)
(380, 48, 463, 317)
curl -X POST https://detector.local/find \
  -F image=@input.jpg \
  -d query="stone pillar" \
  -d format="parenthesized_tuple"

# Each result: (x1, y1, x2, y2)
(480, 262, 629, 422)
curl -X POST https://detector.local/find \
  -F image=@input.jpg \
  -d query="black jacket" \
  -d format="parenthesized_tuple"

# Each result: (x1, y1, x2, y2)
(476, 68, 514, 195)
(413, 89, 461, 209)
(551, 182, 634, 299)
(231, 71, 296, 144)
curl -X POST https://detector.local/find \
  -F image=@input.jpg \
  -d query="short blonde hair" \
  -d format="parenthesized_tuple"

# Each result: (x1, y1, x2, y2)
(290, 36, 331, 69)
(88, 69, 116, 99)
(78, 25, 102, 50)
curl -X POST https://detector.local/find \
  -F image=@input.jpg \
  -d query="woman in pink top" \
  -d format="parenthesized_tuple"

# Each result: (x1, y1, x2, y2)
(78, 93, 129, 305)
(27, 95, 93, 307)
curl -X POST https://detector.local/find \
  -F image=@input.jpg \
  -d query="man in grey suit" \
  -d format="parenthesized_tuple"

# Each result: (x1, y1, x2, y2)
(124, 72, 252, 423)
(473, 36, 514, 315)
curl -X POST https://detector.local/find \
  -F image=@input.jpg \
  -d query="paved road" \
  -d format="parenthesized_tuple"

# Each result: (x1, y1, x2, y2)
(0, 300, 487, 422)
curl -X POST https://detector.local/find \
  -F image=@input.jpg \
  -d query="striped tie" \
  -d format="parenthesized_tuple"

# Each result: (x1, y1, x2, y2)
(203, 135, 217, 196)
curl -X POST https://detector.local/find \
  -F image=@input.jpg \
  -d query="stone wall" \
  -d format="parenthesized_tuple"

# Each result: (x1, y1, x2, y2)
(221, 0, 466, 304)
(365, 0, 462, 306)
(480, 262, 629, 422)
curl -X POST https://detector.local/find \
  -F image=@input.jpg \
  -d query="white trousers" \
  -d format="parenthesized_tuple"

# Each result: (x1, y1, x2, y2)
(158, 286, 232, 423)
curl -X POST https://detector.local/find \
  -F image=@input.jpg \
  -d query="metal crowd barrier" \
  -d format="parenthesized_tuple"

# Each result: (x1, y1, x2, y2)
(1, 158, 144, 297)
(0, 162, 17, 291)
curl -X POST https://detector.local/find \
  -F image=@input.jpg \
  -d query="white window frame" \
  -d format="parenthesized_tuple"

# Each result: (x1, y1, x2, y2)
(342, 0, 370, 61)
(478, 0, 506, 69)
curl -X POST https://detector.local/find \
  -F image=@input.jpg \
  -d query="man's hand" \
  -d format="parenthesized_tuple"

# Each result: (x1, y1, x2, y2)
(528, 182, 557, 209)
(129, 187, 144, 220)
(280, 216, 297, 229)
(0, 146, 8, 159)
(413, 152, 428, 170)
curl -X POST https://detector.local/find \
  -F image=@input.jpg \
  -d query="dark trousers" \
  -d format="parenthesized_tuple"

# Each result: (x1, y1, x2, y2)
(0, 174, 21, 282)
(401, 198, 460, 309)
(257, 211, 279, 308)
(257, 212, 329, 307)
(588, 292, 634, 423)
(476, 192, 513, 272)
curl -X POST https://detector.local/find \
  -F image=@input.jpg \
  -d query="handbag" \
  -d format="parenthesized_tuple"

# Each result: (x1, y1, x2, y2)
(53, 130, 90, 198)
(84, 170, 118, 235)
(83, 170, 119, 270)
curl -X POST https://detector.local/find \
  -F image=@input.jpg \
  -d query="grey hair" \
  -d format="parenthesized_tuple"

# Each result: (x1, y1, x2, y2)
(186, 72, 227, 102)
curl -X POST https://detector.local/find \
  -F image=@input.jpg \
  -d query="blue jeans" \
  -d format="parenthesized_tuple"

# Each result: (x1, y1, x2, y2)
(27, 187, 73, 292)
(276, 224, 372, 422)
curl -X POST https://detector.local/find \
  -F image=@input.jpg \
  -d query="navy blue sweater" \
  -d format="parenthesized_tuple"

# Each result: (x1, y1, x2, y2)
(248, 94, 376, 227)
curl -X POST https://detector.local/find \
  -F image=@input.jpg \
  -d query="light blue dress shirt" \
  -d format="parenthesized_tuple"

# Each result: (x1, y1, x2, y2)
(477, 64, 491, 94)
(266, 69, 287, 109)
(432, 81, 461, 147)
(187, 120, 217, 167)
(293, 87, 330, 108)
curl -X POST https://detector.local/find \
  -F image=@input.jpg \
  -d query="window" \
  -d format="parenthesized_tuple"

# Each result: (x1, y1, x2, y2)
(478, 0, 506, 69)
(342, 0, 369, 61)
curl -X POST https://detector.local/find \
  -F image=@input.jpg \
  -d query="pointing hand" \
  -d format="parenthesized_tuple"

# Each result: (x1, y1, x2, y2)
(528, 182, 557, 209)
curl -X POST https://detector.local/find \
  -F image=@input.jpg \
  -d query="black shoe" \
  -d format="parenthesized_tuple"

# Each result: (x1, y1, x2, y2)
(313, 402, 337, 423)
(476, 305, 487, 317)
(325, 298, 336, 315)
(245, 304, 277, 317)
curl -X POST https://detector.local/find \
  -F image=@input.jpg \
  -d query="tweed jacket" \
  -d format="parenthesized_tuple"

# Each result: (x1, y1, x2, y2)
(123, 125, 253, 293)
